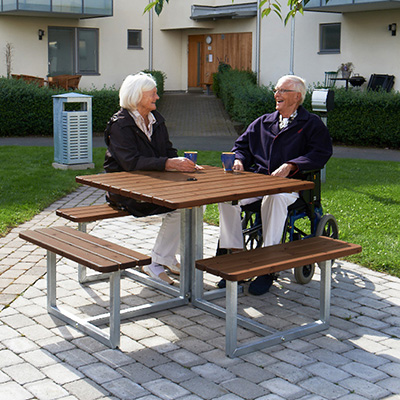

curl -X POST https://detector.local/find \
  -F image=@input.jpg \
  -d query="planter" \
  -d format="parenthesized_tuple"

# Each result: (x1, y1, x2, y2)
(341, 71, 351, 79)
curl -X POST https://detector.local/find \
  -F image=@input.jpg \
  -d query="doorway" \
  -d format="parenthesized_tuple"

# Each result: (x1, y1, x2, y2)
(188, 32, 252, 90)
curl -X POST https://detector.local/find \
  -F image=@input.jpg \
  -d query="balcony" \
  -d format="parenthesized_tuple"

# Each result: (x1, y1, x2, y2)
(304, 0, 400, 13)
(0, 0, 113, 18)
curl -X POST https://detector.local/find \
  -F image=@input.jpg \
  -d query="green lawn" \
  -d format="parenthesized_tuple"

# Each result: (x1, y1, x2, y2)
(1, 146, 399, 277)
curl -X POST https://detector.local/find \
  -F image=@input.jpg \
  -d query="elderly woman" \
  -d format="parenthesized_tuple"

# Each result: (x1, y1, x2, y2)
(104, 72, 198, 284)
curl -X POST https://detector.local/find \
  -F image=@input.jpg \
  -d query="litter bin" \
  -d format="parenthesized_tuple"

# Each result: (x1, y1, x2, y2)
(52, 92, 94, 170)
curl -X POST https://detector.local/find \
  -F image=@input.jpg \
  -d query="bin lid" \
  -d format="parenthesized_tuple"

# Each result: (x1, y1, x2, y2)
(52, 92, 92, 99)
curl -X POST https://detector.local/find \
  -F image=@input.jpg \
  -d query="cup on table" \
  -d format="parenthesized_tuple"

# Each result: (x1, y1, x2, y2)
(221, 152, 235, 172)
(184, 151, 198, 164)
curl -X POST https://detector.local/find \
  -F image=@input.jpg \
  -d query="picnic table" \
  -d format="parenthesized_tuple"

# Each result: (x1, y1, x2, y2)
(76, 165, 314, 305)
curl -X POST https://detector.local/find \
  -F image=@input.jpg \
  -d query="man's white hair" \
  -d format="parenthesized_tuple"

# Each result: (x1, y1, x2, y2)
(119, 72, 157, 110)
(276, 75, 307, 104)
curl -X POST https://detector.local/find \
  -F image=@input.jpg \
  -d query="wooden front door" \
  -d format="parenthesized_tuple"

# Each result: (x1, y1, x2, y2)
(188, 32, 252, 89)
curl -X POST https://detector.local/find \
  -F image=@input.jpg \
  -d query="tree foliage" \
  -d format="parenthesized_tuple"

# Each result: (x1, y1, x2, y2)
(144, 0, 311, 25)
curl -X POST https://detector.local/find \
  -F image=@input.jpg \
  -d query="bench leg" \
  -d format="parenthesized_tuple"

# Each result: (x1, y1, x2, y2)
(225, 281, 238, 357)
(77, 222, 112, 284)
(319, 260, 331, 324)
(109, 271, 121, 348)
(46, 249, 121, 349)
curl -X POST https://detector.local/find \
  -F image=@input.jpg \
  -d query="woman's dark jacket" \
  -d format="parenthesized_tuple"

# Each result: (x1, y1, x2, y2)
(103, 108, 177, 217)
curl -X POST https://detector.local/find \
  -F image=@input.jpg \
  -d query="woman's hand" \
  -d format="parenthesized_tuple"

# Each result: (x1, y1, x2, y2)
(165, 157, 202, 172)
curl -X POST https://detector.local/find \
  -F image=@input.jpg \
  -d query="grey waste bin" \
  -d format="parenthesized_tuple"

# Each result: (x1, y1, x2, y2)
(52, 92, 94, 170)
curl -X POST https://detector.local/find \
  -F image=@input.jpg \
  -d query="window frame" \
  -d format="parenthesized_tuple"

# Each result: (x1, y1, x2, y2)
(319, 23, 341, 54)
(127, 29, 143, 50)
(48, 26, 99, 76)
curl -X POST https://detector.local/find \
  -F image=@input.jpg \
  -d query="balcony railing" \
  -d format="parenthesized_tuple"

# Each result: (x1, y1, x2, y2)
(304, 0, 400, 12)
(0, 0, 113, 18)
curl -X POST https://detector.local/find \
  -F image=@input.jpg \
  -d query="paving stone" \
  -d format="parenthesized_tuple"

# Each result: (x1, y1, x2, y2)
(271, 348, 315, 368)
(2, 336, 40, 354)
(3, 363, 46, 384)
(342, 349, 389, 368)
(57, 348, 97, 368)
(305, 361, 351, 383)
(130, 347, 170, 368)
(180, 376, 228, 399)
(264, 361, 311, 384)
(103, 377, 149, 399)
(64, 378, 110, 400)
(221, 377, 269, 399)
(340, 377, 391, 399)
(341, 361, 389, 382)
(153, 361, 197, 383)
(94, 348, 134, 368)
(191, 362, 235, 384)
(260, 377, 308, 399)
(228, 361, 275, 383)
(0, 349, 24, 368)
(24, 378, 69, 399)
(167, 349, 206, 367)
(42, 362, 84, 384)
(117, 362, 161, 383)
(0, 323, 20, 341)
(0, 381, 33, 400)
(299, 376, 349, 399)
(377, 377, 400, 395)
(79, 362, 122, 384)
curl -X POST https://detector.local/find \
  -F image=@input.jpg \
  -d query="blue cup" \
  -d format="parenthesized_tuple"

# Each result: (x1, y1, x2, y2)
(184, 151, 197, 163)
(221, 152, 235, 172)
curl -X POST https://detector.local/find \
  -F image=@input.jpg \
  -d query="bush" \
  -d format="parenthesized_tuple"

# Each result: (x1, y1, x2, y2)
(0, 69, 167, 137)
(213, 69, 400, 149)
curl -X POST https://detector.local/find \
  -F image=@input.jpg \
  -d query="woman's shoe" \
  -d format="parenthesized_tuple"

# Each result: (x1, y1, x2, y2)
(164, 263, 180, 275)
(142, 263, 174, 285)
(248, 274, 274, 295)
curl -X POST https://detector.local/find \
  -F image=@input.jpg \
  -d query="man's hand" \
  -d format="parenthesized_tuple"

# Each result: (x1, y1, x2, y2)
(165, 157, 203, 172)
(271, 163, 295, 177)
(233, 159, 244, 171)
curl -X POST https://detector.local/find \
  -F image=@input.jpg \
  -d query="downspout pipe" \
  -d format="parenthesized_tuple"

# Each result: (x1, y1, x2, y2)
(149, 4, 153, 70)
(255, 0, 261, 85)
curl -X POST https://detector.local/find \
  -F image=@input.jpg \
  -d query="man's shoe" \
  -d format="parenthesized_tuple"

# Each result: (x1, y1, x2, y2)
(248, 274, 274, 296)
(142, 263, 174, 285)
(217, 278, 226, 289)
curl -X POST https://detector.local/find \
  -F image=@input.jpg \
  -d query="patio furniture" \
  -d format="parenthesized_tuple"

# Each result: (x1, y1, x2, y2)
(12, 74, 45, 87)
(48, 74, 82, 90)
(367, 74, 395, 92)
(324, 71, 337, 88)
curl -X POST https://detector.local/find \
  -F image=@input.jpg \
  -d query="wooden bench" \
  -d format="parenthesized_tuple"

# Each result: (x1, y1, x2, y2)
(194, 236, 362, 357)
(56, 204, 130, 283)
(19, 226, 151, 348)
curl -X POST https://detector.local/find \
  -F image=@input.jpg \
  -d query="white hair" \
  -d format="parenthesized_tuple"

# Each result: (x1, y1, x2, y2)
(119, 72, 157, 110)
(276, 75, 307, 104)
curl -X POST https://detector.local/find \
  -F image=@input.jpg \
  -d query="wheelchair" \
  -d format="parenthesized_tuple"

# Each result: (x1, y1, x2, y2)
(241, 169, 339, 284)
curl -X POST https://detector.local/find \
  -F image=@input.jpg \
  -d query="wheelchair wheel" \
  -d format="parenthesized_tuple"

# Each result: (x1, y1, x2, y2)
(315, 214, 339, 239)
(294, 214, 339, 285)
(242, 211, 263, 250)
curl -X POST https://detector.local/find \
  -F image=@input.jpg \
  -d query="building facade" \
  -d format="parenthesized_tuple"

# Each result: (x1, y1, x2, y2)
(0, 0, 399, 91)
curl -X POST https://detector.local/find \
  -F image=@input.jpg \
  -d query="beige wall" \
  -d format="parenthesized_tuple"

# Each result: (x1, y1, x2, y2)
(2, 2, 400, 91)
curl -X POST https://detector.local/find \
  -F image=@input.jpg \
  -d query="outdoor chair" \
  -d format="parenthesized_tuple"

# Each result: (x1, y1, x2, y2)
(324, 71, 337, 88)
(367, 74, 395, 92)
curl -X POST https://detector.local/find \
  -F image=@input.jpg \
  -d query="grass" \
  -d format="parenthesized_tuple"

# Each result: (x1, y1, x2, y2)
(1, 146, 399, 277)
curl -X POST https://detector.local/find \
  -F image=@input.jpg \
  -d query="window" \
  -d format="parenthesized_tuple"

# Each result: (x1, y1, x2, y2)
(319, 23, 341, 54)
(48, 27, 99, 76)
(128, 30, 142, 49)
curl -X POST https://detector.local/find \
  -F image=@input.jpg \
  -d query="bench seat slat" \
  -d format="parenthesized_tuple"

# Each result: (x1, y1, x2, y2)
(20, 226, 150, 273)
(56, 204, 130, 223)
(196, 236, 362, 281)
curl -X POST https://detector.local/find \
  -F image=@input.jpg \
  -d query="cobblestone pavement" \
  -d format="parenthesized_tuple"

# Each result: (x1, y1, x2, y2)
(1, 184, 400, 400)
(1, 91, 400, 399)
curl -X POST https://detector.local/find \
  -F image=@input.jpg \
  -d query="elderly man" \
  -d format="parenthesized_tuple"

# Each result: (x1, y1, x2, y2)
(218, 75, 333, 295)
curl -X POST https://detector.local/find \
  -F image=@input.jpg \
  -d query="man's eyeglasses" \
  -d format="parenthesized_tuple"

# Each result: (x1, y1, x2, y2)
(273, 89, 296, 94)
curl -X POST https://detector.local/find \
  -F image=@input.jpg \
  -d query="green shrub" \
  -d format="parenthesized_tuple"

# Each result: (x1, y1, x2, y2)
(0, 70, 167, 137)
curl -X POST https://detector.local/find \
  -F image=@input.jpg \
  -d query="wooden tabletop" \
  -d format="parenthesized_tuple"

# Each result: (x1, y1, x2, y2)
(76, 166, 315, 209)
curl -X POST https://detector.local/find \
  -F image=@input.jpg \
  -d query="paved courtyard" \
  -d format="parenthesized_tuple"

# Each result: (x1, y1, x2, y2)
(1, 183, 400, 400)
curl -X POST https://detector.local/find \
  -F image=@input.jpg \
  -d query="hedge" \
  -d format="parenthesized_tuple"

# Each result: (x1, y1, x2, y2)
(0, 70, 166, 137)
(213, 69, 400, 149)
